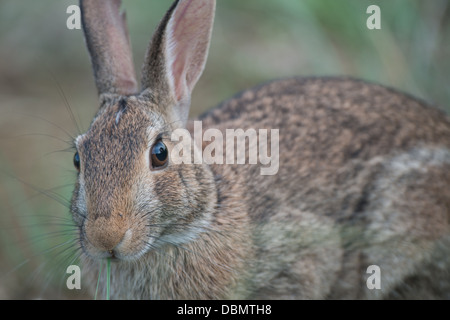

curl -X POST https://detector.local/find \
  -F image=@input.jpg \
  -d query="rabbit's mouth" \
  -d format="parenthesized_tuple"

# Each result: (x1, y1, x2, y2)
(79, 218, 160, 262)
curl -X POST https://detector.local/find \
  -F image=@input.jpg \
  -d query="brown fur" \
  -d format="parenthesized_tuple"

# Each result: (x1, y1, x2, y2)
(73, 0, 450, 299)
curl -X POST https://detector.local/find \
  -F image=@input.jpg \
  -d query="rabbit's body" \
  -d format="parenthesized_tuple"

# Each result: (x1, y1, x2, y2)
(74, 0, 450, 299)
(198, 76, 450, 299)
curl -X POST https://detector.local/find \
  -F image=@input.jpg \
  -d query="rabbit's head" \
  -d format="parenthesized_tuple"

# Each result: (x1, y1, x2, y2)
(71, 0, 217, 261)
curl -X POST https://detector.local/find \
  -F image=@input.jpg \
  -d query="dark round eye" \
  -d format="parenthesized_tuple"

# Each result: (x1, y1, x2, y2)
(150, 140, 168, 169)
(73, 152, 80, 172)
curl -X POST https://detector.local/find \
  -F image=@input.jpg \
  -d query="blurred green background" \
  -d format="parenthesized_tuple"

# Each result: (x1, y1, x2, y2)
(0, 0, 449, 299)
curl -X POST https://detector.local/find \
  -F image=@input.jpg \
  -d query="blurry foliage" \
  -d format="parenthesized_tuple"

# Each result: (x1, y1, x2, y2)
(0, 0, 449, 299)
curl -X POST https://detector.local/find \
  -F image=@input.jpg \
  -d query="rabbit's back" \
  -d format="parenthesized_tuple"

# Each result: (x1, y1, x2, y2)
(201, 77, 450, 158)
(197, 77, 450, 299)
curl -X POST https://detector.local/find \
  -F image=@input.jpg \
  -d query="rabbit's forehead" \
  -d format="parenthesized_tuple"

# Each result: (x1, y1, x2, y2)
(77, 99, 166, 142)
(75, 100, 167, 163)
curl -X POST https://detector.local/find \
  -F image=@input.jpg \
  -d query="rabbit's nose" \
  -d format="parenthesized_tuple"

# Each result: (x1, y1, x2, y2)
(84, 216, 128, 252)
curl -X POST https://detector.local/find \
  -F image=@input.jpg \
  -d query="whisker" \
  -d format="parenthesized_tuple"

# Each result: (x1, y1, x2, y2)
(145, 221, 226, 237)
(32, 240, 82, 298)
(1, 173, 72, 209)
(9, 111, 77, 142)
(2, 235, 80, 298)
(43, 147, 77, 158)
(47, 69, 83, 136)
(10, 132, 74, 147)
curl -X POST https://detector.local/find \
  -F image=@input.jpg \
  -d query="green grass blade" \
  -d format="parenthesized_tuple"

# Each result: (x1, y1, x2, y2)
(106, 258, 111, 300)
(94, 260, 103, 300)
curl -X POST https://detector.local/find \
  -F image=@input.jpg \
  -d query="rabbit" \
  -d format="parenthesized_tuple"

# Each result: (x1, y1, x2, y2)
(71, 0, 450, 299)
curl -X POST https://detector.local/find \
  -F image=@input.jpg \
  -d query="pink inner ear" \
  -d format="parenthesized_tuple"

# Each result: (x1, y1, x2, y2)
(167, 0, 214, 102)
(171, 43, 189, 102)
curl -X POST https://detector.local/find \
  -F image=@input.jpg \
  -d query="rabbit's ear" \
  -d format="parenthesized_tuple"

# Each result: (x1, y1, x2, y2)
(141, 0, 216, 126)
(80, 0, 138, 96)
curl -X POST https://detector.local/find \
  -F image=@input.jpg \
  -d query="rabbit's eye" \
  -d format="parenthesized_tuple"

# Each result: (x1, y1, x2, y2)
(73, 152, 80, 172)
(150, 140, 168, 169)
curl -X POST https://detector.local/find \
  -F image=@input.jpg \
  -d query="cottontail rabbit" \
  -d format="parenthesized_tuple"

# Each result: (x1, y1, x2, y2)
(72, 0, 450, 299)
